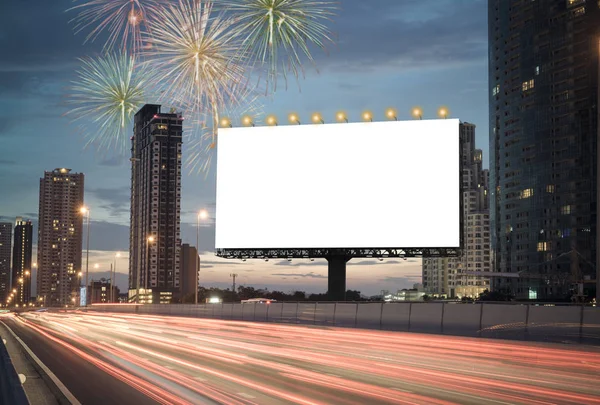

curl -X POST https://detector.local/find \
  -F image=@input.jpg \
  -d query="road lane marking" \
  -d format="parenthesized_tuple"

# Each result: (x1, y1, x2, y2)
(1, 321, 82, 405)
(237, 393, 256, 399)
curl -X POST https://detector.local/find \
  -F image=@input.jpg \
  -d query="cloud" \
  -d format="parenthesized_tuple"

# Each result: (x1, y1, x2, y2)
(271, 272, 327, 279)
(380, 276, 422, 284)
(98, 155, 128, 167)
(88, 187, 131, 217)
(318, 0, 487, 73)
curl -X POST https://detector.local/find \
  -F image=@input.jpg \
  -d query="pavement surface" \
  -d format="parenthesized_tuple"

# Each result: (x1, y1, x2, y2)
(1, 310, 600, 405)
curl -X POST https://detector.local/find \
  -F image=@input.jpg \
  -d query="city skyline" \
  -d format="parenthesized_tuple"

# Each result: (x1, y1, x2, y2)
(0, 0, 488, 296)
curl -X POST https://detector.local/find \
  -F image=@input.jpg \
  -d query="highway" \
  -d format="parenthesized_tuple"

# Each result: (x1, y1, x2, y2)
(1, 310, 600, 405)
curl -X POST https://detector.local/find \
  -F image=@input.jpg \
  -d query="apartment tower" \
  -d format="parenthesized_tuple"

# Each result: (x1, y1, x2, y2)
(489, 0, 600, 299)
(129, 104, 183, 303)
(422, 123, 491, 298)
(12, 217, 33, 305)
(37, 168, 84, 306)
(0, 222, 12, 305)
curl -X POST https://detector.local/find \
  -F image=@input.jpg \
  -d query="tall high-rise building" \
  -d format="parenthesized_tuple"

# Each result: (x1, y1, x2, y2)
(0, 222, 12, 305)
(422, 123, 491, 298)
(38, 168, 84, 306)
(489, 0, 600, 300)
(129, 104, 183, 303)
(180, 244, 198, 302)
(12, 217, 33, 304)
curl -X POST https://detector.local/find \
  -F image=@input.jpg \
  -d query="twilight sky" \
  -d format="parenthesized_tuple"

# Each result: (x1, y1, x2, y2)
(0, 0, 489, 296)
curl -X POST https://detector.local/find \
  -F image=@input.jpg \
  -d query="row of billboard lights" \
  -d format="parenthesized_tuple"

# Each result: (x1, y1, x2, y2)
(220, 107, 451, 128)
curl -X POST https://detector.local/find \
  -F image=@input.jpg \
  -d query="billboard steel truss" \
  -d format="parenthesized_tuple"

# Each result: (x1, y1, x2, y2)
(216, 248, 461, 259)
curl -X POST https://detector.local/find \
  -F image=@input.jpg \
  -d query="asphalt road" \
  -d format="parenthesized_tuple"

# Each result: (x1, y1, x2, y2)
(2, 310, 600, 405)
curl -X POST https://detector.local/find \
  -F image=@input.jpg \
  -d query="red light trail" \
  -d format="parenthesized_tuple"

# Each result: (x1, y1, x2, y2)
(4, 311, 600, 404)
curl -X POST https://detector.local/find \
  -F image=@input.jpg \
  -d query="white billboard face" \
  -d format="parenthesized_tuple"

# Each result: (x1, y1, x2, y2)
(216, 119, 460, 249)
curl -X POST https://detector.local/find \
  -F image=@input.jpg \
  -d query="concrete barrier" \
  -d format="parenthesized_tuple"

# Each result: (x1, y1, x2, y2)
(409, 303, 443, 334)
(297, 303, 317, 325)
(480, 304, 528, 340)
(84, 302, 600, 345)
(442, 303, 482, 337)
(231, 304, 243, 320)
(254, 303, 268, 322)
(242, 303, 256, 321)
(381, 303, 410, 331)
(356, 303, 383, 329)
(334, 303, 358, 327)
(314, 303, 335, 325)
(268, 303, 284, 322)
(582, 307, 600, 345)
(527, 305, 582, 344)
(281, 303, 298, 323)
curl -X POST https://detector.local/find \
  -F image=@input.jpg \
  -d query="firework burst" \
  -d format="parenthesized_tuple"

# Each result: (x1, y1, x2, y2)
(67, 52, 148, 155)
(221, 0, 338, 92)
(145, 0, 250, 143)
(68, 0, 165, 53)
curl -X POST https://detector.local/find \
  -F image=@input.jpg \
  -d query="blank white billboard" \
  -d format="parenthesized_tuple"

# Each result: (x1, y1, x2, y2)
(215, 119, 460, 249)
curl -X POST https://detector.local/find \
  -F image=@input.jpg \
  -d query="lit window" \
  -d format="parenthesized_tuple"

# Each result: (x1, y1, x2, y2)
(572, 6, 585, 16)
(492, 84, 500, 96)
(520, 188, 533, 199)
(546, 184, 555, 193)
(522, 79, 535, 91)
(535, 66, 540, 75)
(561, 205, 572, 215)
(157, 124, 168, 130)
(537, 242, 548, 252)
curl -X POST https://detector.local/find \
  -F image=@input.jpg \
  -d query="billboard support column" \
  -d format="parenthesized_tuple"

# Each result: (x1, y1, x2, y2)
(327, 255, 350, 301)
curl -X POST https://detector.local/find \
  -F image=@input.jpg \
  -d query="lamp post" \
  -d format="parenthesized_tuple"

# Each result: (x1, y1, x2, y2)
(196, 210, 209, 304)
(80, 207, 90, 306)
(143, 236, 155, 301)
(112, 252, 121, 303)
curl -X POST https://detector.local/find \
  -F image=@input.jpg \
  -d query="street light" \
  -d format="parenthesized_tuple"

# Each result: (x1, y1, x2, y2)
(196, 210, 209, 305)
(385, 108, 397, 121)
(362, 111, 373, 122)
(242, 115, 255, 127)
(266, 115, 278, 126)
(289, 113, 301, 125)
(312, 113, 324, 124)
(144, 236, 155, 293)
(336, 111, 348, 123)
(80, 206, 91, 306)
(438, 107, 449, 119)
(220, 117, 232, 128)
(412, 107, 422, 120)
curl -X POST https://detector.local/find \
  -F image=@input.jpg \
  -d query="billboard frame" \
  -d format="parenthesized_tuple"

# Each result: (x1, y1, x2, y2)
(214, 119, 466, 299)
(215, 247, 461, 259)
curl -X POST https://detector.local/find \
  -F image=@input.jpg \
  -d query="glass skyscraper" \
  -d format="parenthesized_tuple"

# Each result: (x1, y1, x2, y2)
(489, 0, 600, 299)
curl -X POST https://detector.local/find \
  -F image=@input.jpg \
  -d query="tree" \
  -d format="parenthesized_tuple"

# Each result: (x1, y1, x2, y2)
(478, 288, 514, 301)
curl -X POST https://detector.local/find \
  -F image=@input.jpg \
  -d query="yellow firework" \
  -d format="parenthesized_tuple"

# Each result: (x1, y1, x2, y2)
(221, 0, 338, 92)
(144, 0, 250, 138)
(66, 52, 148, 155)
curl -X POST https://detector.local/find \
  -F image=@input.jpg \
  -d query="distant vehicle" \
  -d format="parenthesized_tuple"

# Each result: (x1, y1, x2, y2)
(241, 298, 276, 304)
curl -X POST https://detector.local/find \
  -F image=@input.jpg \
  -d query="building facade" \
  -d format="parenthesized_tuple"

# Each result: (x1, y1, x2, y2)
(489, 0, 600, 299)
(422, 123, 491, 298)
(37, 168, 84, 306)
(87, 278, 120, 304)
(180, 244, 198, 302)
(129, 104, 183, 303)
(0, 222, 12, 305)
(12, 217, 33, 304)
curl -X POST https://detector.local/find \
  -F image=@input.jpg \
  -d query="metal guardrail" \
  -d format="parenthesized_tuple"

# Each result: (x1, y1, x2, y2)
(87, 301, 600, 345)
